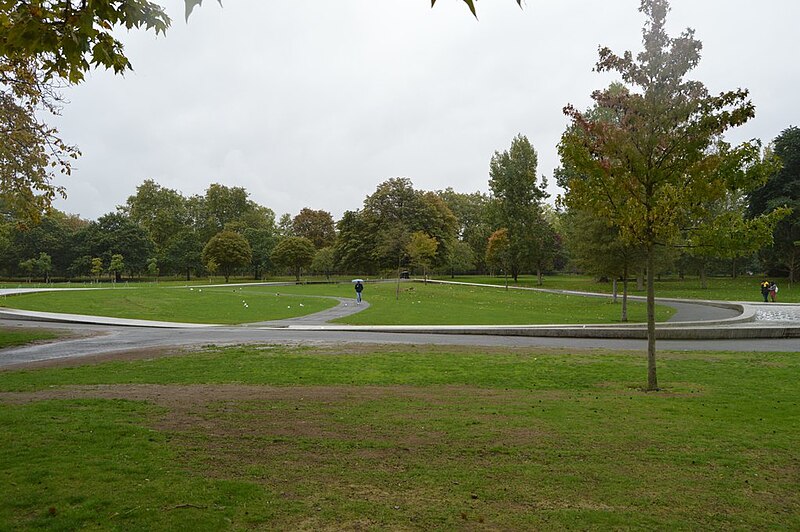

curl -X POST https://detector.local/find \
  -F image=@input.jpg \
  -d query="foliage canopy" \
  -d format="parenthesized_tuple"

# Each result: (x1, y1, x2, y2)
(559, 0, 773, 390)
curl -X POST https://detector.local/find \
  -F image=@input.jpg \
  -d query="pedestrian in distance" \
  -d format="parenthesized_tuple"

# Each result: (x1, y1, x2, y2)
(769, 281, 778, 302)
(760, 280, 770, 303)
(354, 281, 364, 304)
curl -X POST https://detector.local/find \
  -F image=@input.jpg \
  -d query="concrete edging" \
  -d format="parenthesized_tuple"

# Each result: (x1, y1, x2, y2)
(2, 283, 799, 339)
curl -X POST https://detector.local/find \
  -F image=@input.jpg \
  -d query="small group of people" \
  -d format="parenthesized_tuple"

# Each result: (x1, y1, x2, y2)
(760, 280, 779, 302)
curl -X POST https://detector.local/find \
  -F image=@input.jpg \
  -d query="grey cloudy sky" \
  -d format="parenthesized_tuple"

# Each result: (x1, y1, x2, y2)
(51, 0, 799, 221)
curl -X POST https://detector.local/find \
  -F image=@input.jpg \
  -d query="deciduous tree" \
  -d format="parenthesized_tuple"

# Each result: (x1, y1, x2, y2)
(270, 236, 316, 282)
(311, 246, 336, 280)
(162, 229, 203, 281)
(109, 253, 125, 282)
(18, 257, 35, 282)
(444, 241, 476, 278)
(123, 179, 189, 255)
(361, 178, 457, 271)
(147, 257, 160, 279)
(0, 62, 77, 221)
(292, 208, 336, 249)
(243, 227, 278, 280)
(559, 0, 775, 390)
(437, 188, 491, 273)
(561, 208, 645, 321)
(334, 210, 375, 274)
(486, 228, 511, 290)
(74, 212, 154, 276)
(748, 127, 800, 281)
(90, 257, 104, 282)
(687, 191, 787, 285)
(488, 134, 549, 282)
(201, 230, 252, 283)
(406, 231, 438, 281)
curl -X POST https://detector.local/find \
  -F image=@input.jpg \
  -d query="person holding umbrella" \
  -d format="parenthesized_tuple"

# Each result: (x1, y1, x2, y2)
(353, 279, 364, 304)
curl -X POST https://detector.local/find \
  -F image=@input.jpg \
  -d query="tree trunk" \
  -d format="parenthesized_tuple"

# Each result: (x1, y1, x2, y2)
(185, 268, 191, 281)
(612, 278, 618, 304)
(790, 247, 799, 284)
(621, 265, 629, 323)
(731, 257, 738, 279)
(637, 270, 644, 291)
(646, 246, 658, 391)
(536, 267, 543, 286)
(396, 253, 401, 300)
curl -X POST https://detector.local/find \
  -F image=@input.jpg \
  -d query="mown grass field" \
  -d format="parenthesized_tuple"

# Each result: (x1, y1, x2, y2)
(0, 281, 671, 326)
(0, 344, 797, 529)
(0, 285, 338, 325)
(0, 328, 61, 349)
(444, 274, 799, 303)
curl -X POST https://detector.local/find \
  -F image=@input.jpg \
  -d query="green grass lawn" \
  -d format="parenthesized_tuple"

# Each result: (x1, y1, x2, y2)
(443, 274, 799, 303)
(0, 344, 797, 529)
(1, 281, 671, 325)
(0, 328, 61, 349)
(0, 285, 339, 325)
(324, 281, 671, 325)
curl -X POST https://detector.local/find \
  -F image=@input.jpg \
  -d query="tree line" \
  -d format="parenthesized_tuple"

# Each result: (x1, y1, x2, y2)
(3, 0, 799, 390)
(1, 123, 796, 287)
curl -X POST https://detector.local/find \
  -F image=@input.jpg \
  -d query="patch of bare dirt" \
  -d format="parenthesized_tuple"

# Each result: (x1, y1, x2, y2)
(1, 345, 208, 371)
(0, 382, 555, 408)
(0, 382, 562, 484)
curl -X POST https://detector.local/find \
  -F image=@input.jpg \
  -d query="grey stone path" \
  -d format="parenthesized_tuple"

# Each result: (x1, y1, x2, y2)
(245, 297, 370, 326)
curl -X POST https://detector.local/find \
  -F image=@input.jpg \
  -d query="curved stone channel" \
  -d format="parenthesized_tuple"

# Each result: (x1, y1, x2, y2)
(753, 304, 800, 324)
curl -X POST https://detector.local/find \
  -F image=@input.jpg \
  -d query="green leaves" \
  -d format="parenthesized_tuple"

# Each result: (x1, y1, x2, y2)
(184, 0, 223, 22)
(0, 1, 171, 83)
(431, 0, 523, 18)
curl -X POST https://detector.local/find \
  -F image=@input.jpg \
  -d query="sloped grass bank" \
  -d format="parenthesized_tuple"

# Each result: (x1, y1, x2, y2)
(0, 286, 337, 324)
(0, 281, 672, 325)
(0, 345, 797, 529)
(445, 274, 798, 303)
(271, 281, 671, 325)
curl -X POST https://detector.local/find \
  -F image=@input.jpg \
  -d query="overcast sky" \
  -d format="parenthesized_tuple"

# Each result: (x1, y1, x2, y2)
(51, 0, 799, 222)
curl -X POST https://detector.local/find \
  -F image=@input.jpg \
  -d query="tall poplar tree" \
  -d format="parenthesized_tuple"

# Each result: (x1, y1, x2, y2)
(488, 134, 549, 282)
(559, 0, 775, 390)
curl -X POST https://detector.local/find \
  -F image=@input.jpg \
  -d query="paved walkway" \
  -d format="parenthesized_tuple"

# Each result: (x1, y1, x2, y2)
(244, 297, 370, 326)
(2, 282, 800, 367)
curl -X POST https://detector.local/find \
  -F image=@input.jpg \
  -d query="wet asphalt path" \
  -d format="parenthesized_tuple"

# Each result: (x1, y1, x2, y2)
(2, 284, 800, 368)
(2, 315, 800, 368)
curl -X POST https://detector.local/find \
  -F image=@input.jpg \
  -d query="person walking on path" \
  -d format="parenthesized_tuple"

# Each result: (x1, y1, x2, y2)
(761, 280, 771, 302)
(769, 281, 778, 302)
(354, 281, 364, 304)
